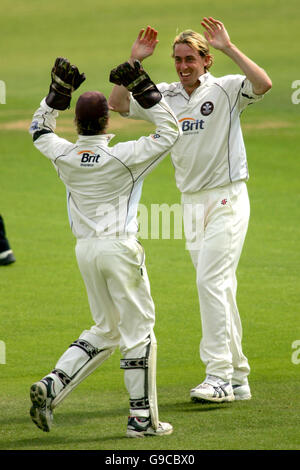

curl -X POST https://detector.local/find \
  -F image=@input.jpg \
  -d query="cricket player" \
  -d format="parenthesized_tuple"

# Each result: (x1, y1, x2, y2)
(109, 18, 272, 403)
(0, 214, 16, 265)
(29, 57, 180, 437)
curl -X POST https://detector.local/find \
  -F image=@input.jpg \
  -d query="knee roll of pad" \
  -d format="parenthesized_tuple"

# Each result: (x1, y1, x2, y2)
(69, 338, 102, 359)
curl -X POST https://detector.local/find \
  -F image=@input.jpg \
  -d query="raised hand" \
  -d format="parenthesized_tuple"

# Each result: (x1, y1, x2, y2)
(201, 17, 231, 51)
(46, 57, 86, 110)
(130, 26, 159, 62)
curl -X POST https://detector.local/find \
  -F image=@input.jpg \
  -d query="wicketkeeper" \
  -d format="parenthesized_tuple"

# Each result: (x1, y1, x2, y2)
(29, 57, 180, 437)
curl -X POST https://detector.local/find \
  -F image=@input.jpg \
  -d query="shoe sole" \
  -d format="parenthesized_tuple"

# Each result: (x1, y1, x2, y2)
(127, 427, 173, 438)
(0, 256, 16, 265)
(127, 430, 147, 438)
(30, 383, 52, 432)
(233, 394, 252, 401)
(232, 385, 252, 401)
(29, 405, 44, 430)
(30, 383, 47, 407)
(191, 393, 235, 403)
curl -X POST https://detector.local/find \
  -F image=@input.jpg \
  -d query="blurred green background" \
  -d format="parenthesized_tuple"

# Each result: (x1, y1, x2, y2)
(0, 0, 300, 451)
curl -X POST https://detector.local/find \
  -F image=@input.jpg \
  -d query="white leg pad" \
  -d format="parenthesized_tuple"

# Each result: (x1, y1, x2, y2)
(51, 347, 114, 409)
(121, 331, 159, 430)
(148, 330, 159, 430)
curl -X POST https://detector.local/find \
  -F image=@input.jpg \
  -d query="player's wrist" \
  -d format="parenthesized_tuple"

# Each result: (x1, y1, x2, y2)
(220, 42, 235, 55)
(129, 56, 143, 65)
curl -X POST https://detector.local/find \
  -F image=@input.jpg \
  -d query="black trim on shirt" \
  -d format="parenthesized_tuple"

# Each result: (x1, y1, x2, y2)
(241, 92, 255, 100)
(32, 129, 53, 142)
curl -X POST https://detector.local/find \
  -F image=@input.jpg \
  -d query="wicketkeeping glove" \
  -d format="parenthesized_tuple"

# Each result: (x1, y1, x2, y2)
(46, 57, 86, 110)
(109, 60, 162, 109)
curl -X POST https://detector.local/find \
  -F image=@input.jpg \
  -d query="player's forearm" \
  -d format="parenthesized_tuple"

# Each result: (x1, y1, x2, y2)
(108, 85, 130, 113)
(138, 99, 180, 142)
(222, 43, 272, 95)
(30, 98, 73, 161)
(29, 98, 58, 139)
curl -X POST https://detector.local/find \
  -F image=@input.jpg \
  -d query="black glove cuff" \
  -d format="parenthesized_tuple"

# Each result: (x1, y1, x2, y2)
(132, 86, 162, 109)
(45, 90, 71, 110)
(126, 73, 149, 91)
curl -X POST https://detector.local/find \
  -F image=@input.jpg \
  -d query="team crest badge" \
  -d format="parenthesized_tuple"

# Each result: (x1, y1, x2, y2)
(201, 101, 214, 116)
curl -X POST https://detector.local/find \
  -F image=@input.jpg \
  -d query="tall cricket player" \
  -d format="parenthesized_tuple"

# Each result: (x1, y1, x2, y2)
(109, 18, 272, 403)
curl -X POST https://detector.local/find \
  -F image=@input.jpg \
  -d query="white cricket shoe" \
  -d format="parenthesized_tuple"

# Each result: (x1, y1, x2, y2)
(30, 378, 55, 432)
(190, 375, 235, 403)
(232, 383, 252, 400)
(126, 416, 173, 438)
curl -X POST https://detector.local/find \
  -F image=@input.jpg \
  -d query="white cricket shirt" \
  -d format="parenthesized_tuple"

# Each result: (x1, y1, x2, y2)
(127, 72, 264, 193)
(29, 98, 179, 239)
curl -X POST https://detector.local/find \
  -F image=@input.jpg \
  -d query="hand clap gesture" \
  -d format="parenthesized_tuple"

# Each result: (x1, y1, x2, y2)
(130, 26, 159, 62)
(201, 17, 232, 51)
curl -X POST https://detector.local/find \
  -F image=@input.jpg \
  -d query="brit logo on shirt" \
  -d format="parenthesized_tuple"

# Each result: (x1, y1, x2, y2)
(78, 150, 101, 166)
(200, 101, 214, 116)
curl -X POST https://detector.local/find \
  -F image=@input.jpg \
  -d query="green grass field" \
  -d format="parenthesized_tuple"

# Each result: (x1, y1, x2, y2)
(1, 0, 300, 452)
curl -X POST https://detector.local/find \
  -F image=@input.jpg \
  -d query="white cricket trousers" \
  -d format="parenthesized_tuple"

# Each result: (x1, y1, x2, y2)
(54, 237, 156, 415)
(182, 181, 251, 384)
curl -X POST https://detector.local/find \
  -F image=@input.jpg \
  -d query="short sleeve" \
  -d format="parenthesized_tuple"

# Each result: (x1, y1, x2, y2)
(238, 78, 264, 111)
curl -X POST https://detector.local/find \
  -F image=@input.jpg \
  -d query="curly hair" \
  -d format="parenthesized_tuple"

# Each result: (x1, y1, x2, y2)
(75, 115, 109, 136)
(75, 91, 109, 135)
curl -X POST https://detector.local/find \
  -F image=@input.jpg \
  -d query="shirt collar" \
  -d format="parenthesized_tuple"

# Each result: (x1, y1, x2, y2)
(178, 72, 213, 97)
(76, 134, 115, 145)
(198, 72, 213, 85)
